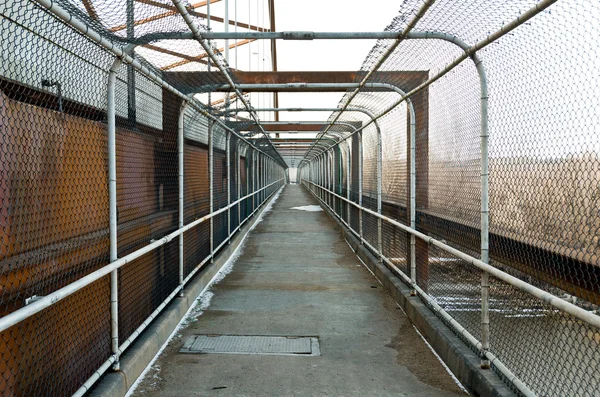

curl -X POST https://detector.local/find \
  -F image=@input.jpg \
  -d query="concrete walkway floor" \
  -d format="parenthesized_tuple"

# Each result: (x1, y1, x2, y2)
(132, 185, 467, 397)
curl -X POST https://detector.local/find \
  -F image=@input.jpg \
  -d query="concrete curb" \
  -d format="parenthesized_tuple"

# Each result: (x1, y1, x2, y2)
(90, 188, 282, 397)
(318, 202, 515, 397)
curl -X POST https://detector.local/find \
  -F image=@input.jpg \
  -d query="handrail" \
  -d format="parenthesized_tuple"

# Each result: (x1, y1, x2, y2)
(302, 180, 600, 329)
(0, 179, 284, 334)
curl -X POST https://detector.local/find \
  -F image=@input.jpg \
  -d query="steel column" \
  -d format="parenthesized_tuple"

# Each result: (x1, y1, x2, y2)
(408, 100, 417, 295)
(178, 99, 189, 296)
(209, 120, 214, 263)
(107, 56, 121, 371)
(376, 123, 383, 262)
(358, 131, 363, 244)
(479, 55, 490, 370)
(226, 131, 231, 243)
(346, 143, 351, 225)
(237, 141, 241, 227)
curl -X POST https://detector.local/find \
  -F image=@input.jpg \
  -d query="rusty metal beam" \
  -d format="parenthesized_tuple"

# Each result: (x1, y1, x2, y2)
(157, 39, 255, 71)
(111, 0, 266, 34)
(210, 93, 239, 106)
(110, 0, 221, 32)
(82, 0, 99, 20)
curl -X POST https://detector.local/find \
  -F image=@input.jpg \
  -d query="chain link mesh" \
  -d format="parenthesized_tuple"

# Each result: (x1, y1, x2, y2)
(300, 1, 600, 396)
(0, 0, 285, 394)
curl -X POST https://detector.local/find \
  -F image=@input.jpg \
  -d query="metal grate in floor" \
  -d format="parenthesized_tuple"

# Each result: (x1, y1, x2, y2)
(180, 335, 320, 356)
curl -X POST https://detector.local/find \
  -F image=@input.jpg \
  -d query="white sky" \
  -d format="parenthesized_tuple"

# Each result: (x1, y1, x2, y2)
(189, 0, 400, 167)
(195, 0, 399, 123)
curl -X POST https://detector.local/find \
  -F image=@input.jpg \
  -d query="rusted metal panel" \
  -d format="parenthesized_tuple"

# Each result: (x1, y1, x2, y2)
(183, 143, 210, 276)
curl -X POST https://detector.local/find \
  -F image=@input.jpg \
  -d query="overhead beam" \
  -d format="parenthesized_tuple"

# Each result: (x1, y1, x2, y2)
(163, 71, 429, 93)
(110, 0, 221, 32)
(111, 0, 268, 33)
(157, 38, 256, 71)
(226, 120, 361, 132)
(199, 31, 404, 40)
(82, 0, 99, 20)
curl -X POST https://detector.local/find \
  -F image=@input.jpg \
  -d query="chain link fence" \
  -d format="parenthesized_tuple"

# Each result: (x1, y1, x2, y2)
(0, 0, 285, 395)
(300, 1, 600, 396)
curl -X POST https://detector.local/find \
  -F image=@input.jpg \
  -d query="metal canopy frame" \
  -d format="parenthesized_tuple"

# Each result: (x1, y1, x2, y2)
(10, 2, 581, 397)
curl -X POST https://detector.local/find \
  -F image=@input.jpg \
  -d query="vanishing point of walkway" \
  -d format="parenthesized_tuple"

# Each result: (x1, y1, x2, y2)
(133, 185, 466, 396)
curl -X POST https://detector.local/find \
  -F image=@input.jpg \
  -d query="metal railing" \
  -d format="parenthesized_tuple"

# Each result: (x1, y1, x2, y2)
(296, 1, 600, 395)
(2, 0, 600, 396)
(0, 0, 286, 395)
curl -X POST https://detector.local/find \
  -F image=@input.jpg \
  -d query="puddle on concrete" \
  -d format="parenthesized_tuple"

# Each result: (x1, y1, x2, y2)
(291, 205, 323, 212)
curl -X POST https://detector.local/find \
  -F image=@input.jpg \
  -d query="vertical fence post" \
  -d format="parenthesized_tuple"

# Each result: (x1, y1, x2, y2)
(376, 125, 383, 262)
(326, 151, 330, 208)
(261, 155, 264, 204)
(358, 131, 364, 245)
(323, 153, 327, 202)
(107, 57, 121, 371)
(338, 146, 342, 215)
(330, 150, 334, 209)
(237, 141, 241, 228)
(479, 58, 491, 369)
(347, 143, 351, 226)
(408, 100, 417, 296)
(252, 151, 255, 212)
(226, 131, 231, 243)
(324, 153, 327, 202)
(209, 120, 214, 263)
(178, 99, 188, 296)
(317, 155, 321, 197)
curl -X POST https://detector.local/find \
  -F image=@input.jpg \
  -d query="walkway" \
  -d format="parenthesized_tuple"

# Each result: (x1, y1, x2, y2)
(132, 185, 466, 396)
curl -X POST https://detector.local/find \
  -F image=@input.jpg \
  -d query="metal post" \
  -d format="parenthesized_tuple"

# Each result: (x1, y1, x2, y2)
(252, 152, 256, 211)
(126, 0, 136, 126)
(226, 131, 231, 243)
(323, 154, 326, 200)
(376, 125, 383, 262)
(330, 150, 334, 209)
(326, 152, 330, 208)
(346, 143, 351, 225)
(178, 99, 189, 296)
(248, 150, 256, 212)
(224, 0, 229, 63)
(108, 57, 121, 372)
(358, 131, 364, 244)
(337, 146, 342, 214)
(209, 120, 214, 263)
(408, 99, 417, 296)
(320, 155, 324, 200)
(237, 141, 241, 228)
(479, 56, 491, 370)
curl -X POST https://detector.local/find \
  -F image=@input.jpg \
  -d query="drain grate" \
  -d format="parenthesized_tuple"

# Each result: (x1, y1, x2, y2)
(180, 335, 320, 356)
